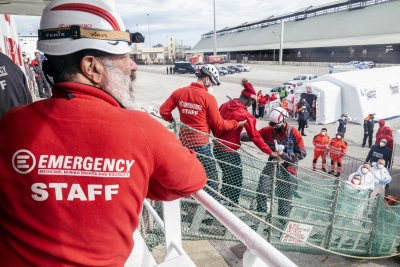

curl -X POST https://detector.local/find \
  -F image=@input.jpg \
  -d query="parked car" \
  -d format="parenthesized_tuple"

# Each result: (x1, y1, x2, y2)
(235, 64, 251, 72)
(329, 61, 362, 73)
(173, 61, 196, 74)
(227, 65, 242, 73)
(216, 67, 228, 76)
(220, 66, 235, 74)
(283, 81, 303, 89)
(271, 85, 285, 93)
(360, 61, 375, 68)
(293, 74, 317, 81)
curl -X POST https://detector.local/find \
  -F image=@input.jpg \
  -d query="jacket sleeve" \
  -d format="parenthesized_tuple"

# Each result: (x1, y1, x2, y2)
(363, 120, 368, 132)
(342, 141, 348, 156)
(207, 95, 239, 131)
(281, 127, 307, 163)
(143, 117, 207, 201)
(335, 121, 339, 133)
(159, 92, 176, 122)
(365, 148, 372, 162)
(244, 116, 272, 155)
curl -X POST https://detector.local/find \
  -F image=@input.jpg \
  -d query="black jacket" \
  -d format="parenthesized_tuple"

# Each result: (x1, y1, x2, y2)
(366, 144, 392, 167)
(363, 116, 375, 132)
(0, 53, 32, 119)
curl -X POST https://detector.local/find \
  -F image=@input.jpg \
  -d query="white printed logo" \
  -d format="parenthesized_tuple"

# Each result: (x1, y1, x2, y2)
(12, 150, 36, 174)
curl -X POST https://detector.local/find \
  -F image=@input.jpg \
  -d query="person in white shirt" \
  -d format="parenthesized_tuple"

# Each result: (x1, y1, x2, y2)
(371, 159, 392, 197)
(348, 163, 374, 192)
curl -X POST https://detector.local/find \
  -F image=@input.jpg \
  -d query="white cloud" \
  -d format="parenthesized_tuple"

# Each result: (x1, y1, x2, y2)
(15, 0, 334, 47)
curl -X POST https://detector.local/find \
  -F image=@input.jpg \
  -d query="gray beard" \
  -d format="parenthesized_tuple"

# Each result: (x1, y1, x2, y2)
(100, 59, 136, 109)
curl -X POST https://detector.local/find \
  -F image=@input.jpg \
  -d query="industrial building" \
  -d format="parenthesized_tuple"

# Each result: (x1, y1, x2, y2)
(191, 0, 400, 64)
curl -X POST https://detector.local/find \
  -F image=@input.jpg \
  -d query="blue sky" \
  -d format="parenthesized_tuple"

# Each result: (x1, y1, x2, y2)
(15, 0, 333, 48)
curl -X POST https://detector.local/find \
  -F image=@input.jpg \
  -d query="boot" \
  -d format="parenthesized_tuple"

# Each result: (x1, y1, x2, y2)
(328, 171, 332, 174)
(301, 132, 307, 136)
(335, 172, 341, 177)
(322, 168, 327, 172)
(312, 167, 316, 171)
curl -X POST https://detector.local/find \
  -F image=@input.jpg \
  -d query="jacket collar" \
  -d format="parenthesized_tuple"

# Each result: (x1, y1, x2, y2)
(52, 82, 121, 107)
(190, 82, 208, 91)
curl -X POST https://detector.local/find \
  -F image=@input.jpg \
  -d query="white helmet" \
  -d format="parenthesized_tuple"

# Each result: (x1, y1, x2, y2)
(198, 64, 220, 86)
(269, 107, 289, 126)
(37, 0, 144, 56)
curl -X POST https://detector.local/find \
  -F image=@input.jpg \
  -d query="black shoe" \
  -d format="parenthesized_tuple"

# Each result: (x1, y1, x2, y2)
(369, 146, 372, 148)
(322, 168, 327, 172)
(328, 171, 333, 174)
(312, 167, 316, 171)
(362, 145, 365, 148)
(335, 172, 341, 177)
(302, 133, 307, 136)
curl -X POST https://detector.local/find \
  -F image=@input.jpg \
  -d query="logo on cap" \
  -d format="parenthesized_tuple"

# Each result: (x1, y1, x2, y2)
(12, 150, 36, 174)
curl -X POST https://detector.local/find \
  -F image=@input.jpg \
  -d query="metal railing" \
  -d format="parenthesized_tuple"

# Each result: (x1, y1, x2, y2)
(126, 190, 297, 267)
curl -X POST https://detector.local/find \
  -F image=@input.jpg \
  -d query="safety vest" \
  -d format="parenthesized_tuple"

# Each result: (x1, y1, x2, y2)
(313, 134, 330, 152)
(337, 119, 347, 133)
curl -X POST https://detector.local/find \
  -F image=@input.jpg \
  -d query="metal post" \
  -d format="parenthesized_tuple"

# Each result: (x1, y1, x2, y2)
(279, 20, 284, 65)
(273, 43, 275, 64)
(146, 14, 151, 48)
(213, 0, 217, 56)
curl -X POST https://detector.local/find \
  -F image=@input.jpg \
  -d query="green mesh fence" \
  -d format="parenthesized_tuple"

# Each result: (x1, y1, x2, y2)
(138, 121, 400, 257)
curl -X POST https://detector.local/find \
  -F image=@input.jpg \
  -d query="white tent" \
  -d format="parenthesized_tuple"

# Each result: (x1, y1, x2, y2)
(293, 81, 341, 125)
(311, 67, 400, 124)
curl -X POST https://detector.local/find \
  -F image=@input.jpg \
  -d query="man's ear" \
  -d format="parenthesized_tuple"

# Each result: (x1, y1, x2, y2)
(80, 56, 104, 85)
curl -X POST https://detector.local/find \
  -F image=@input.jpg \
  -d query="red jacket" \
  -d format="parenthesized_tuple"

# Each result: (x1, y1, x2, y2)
(258, 96, 267, 106)
(313, 133, 330, 152)
(376, 127, 394, 150)
(212, 99, 272, 154)
(160, 82, 239, 146)
(328, 138, 348, 157)
(375, 120, 392, 144)
(0, 82, 207, 267)
(258, 123, 306, 174)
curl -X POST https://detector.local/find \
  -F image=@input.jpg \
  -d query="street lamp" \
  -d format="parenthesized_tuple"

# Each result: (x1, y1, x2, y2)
(146, 14, 152, 48)
(213, 0, 217, 56)
(272, 31, 280, 65)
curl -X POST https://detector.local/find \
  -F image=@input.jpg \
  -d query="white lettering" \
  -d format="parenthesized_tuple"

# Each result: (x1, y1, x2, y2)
(116, 159, 125, 172)
(83, 157, 93, 170)
(93, 158, 103, 171)
(63, 156, 73, 169)
(0, 80, 6, 90)
(49, 183, 67, 200)
(105, 185, 119, 201)
(88, 184, 102, 201)
(73, 156, 83, 170)
(31, 183, 49, 201)
(103, 158, 115, 171)
(49, 155, 64, 169)
(67, 184, 87, 201)
(125, 160, 135, 172)
(38, 155, 48, 168)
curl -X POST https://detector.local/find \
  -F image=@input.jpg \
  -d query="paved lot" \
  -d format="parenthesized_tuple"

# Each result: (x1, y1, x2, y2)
(134, 63, 400, 267)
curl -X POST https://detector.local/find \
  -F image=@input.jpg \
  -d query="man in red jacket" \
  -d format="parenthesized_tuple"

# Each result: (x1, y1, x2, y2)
(212, 79, 280, 204)
(244, 107, 307, 221)
(0, 1, 207, 266)
(160, 65, 246, 198)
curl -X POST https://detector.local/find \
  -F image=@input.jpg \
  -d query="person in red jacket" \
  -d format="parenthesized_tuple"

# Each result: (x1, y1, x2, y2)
(212, 79, 280, 204)
(312, 128, 330, 172)
(242, 107, 307, 220)
(0, 2, 207, 266)
(376, 127, 394, 150)
(328, 131, 348, 177)
(375, 120, 392, 143)
(258, 93, 267, 119)
(160, 64, 246, 198)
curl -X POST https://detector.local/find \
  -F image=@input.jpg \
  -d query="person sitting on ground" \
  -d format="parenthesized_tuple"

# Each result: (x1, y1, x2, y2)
(348, 163, 375, 192)
(371, 159, 392, 197)
(328, 131, 347, 177)
(365, 138, 392, 168)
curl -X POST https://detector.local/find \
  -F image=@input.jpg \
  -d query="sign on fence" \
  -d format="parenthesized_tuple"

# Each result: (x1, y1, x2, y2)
(281, 222, 313, 244)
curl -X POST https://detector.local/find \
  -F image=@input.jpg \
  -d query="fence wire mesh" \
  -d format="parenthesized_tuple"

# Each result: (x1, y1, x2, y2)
(138, 121, 400, 257)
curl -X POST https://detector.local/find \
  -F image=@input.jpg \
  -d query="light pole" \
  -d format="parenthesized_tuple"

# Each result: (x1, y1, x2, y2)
(146, 14, 152, 48)
(213, 0, 217, 56)
(272, 31, 279, 64)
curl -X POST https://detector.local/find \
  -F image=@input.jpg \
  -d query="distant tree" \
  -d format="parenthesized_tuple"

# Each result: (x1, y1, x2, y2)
(153, 44, 163, 48)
